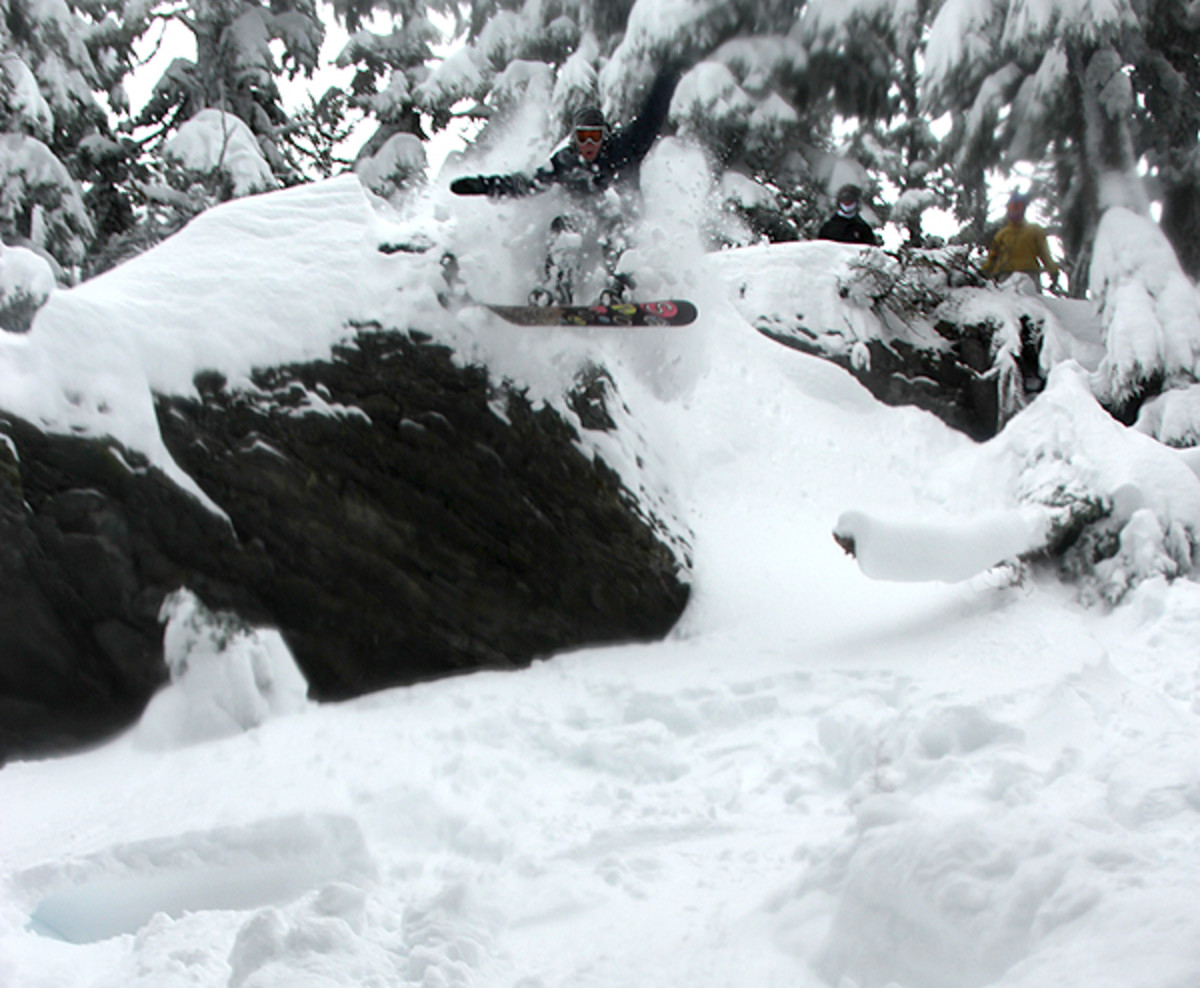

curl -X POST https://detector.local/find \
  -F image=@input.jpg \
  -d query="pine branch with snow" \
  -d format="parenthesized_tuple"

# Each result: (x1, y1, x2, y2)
(0, 134, 94, 269)
(0, 241, 56, 332)
(1089, 206, 1200, 413)
(163, 109, 279, 198)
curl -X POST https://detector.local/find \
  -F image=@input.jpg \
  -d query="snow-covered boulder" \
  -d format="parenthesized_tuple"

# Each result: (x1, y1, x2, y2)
(722, 242, 1063, 440)
(0, 329, 691, 760)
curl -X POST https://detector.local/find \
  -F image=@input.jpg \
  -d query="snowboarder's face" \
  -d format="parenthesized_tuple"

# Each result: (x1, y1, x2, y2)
(575, 128, 605, 162)
(1007, 200, 1026, 224)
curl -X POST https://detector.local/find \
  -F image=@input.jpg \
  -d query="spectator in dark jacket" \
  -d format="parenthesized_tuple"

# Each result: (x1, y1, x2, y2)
(818, 185, 879, 245)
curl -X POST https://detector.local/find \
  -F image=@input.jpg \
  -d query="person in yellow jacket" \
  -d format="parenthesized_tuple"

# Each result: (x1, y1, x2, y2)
(982, 192, 1060, 291)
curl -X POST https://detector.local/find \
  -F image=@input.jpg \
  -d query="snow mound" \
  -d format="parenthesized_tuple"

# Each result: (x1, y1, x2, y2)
(806, 656, 1200, 988)
(134, 589, 309, 751)
(834, 506, 1050, 583)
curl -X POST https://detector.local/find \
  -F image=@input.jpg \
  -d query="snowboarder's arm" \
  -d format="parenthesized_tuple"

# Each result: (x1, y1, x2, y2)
(981, 231, 1004, 275)
(451, 168, 553, 198)
(1034, 227, 1059, 278)
(608, 66, 681, 166)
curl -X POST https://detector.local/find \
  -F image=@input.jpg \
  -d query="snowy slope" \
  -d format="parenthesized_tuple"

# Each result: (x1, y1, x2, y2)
(3, 166, 1200, 988)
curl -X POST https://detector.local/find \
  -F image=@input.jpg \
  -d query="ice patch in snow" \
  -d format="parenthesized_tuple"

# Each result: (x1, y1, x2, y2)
(21, 815, 372, 944)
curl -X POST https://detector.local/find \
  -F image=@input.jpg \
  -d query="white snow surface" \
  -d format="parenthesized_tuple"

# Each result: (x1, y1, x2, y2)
(3, 159, 1200, 988)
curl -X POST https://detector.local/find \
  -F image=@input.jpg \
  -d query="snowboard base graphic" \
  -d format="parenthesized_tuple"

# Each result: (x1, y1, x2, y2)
(483, 300, 697, 327)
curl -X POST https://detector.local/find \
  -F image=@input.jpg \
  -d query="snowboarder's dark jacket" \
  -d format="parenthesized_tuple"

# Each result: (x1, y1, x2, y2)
(818, 212, 879, 246)
(451, 69, 680, 200)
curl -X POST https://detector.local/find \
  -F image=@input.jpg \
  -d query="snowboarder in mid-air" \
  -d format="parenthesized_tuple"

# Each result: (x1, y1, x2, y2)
(450, 67, 681, 306)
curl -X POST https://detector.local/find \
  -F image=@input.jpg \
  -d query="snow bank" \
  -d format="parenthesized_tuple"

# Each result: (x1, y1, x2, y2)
(988, 362, 1200, 584)
(834, 506, 1051, 582)
(134, 589, 309, 751)
(833, 362, 1200, 592)
(0, 176, 400, 503)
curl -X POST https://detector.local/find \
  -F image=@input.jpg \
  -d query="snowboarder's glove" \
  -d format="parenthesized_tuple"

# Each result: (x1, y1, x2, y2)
(451, 176, 486, 196)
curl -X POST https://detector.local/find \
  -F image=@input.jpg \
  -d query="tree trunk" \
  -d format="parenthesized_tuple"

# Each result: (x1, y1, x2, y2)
(194, 21, 226, 111)
(1077, 45, 1149, 214)
(1160, 180, 1200, 279)
(1065, 45, 1151, 287)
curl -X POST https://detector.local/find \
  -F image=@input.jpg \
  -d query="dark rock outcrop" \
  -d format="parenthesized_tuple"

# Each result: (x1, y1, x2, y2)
(740, 246, 1062, 442)
(0, 326, 690, 761)
(757, 318, 1036, 442)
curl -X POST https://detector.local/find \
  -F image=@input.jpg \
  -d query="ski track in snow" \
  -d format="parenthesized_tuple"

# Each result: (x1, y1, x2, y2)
(3, 180, 1200, 988)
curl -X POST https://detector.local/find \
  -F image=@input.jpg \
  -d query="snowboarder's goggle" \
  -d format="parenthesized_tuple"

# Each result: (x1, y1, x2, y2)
(575, 128, 605, 145)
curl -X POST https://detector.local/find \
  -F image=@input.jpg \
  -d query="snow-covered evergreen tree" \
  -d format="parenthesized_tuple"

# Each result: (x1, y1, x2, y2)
(328, 0, 458, 171)
(415, 0, 600, 139)
(800, 0, 947, 246)
(80, 0, 328, 271)
(125, 0, 325, 185)
(920, 0, 1156, 279)
(917, 0, 1200, 414)
(0, 0, 136, 271)
(424, 0, 885, 244)
(1129, 0, 1200, 279)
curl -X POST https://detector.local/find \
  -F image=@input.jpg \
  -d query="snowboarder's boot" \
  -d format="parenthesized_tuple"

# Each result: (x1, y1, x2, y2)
(543, 215, 583, 305)
(437, 252, 468, 309)
(597, 271, 635, 306)
(440, 252, 462, 289)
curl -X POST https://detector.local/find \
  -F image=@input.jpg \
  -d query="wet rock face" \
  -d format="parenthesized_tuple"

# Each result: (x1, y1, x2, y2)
(0, 328, 690, 761)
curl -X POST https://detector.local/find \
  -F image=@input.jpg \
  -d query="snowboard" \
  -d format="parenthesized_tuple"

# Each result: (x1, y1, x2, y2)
(483, 299, 697, 328)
